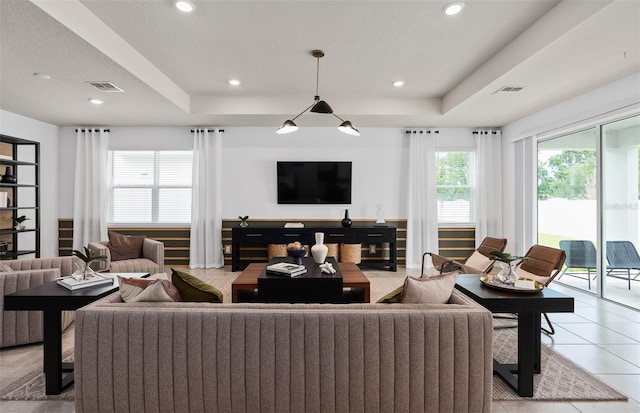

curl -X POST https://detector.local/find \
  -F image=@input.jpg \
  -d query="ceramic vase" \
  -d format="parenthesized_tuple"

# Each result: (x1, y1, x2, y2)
(341, 209, 352, 227)
(311, 232, 329, 264)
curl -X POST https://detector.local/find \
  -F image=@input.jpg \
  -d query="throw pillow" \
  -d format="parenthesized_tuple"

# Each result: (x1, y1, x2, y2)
(401, 271, 460, 304)
(0, 261, 14, 272)
(376, 284, 404, 303)
(515, 267, 550, 286)
(171, 268, 223, 303)
(464, 251, 493, 273)
(119, 276, 182, 303)
(108, 231, 145, 261)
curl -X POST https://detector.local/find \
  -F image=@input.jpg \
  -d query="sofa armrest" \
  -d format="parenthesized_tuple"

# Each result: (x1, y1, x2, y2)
(142, 238, 164, 273)
(88, 241, 110, 272)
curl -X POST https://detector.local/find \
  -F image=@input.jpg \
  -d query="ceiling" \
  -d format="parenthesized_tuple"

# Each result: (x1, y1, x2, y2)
(1, 0, 638, 129)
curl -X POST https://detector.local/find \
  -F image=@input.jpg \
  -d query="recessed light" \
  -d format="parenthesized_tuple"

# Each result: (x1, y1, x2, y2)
(393, 80, 405, 87)
(89, 98, 104, 105)
(175, 1, 195, 12)
(228, 79, 241, 86)
(443, 2, 465, 16)
(33, 72, 51, 80)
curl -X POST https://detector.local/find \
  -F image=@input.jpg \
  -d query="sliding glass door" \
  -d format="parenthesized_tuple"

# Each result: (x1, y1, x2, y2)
(537, 129, 597, 294)
(537, 114, 639, 309)
(602, 115, 640, 308)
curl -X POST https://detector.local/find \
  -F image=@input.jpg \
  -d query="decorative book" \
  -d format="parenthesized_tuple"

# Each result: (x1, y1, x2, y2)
(266, 262, 308, 277)
(57, 273, 114, 290)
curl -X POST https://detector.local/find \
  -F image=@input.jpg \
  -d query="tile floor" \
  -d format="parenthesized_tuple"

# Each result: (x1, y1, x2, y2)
(0, 269, 638, 413)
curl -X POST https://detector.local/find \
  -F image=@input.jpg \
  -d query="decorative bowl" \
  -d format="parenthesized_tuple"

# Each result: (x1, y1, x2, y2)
(287, 248, 307, 265)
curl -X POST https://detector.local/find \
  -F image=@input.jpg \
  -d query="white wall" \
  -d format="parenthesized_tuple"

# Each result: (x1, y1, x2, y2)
(59, 126, 476, 223)
(0, 110, 59, 257)
(501, 72, 640, 255)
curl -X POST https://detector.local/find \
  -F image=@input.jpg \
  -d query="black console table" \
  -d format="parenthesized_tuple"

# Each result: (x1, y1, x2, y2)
(232, 224, 397, 271)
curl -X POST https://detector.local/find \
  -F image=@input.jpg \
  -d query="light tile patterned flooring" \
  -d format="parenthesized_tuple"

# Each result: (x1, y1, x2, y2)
(0, 267, 638, 413)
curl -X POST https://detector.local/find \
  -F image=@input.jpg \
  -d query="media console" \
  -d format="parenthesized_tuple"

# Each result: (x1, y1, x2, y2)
(231, 225, 397, 271)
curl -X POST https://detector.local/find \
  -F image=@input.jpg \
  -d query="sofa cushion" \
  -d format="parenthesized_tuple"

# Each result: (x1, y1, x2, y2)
(119, 276, 182, 303)
(465, 251, 493, 273)
(108, 231, 145, 261)
(401, 271, 460, 304)
(171, 268, 223, 303)
(0, 261, 13, 272)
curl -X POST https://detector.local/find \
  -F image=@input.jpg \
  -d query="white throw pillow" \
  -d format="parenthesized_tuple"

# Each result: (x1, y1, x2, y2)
(464, 251, 493, 273)
(515, 267, 550, 286)
(118, 277, 182, 303)
(401, 271, 460, 304)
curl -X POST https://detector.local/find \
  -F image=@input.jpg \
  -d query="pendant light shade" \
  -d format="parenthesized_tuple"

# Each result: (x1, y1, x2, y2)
(277, 50, 359, 136)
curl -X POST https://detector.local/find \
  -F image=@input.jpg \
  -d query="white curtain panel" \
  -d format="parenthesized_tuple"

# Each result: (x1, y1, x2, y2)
(474, 129, 503, 245)
(406, 129, 439, 268)
(190, 129, 224, 268)
(72, 128, 109, 251)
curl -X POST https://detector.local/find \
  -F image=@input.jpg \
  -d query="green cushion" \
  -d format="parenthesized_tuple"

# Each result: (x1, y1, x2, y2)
(376, 284, 404, 303)
(171, 268, 223, 303)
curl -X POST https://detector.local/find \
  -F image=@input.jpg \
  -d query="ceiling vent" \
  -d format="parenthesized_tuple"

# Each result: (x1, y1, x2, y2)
(493, 86, 524, 94)
(86, 81, 124, 92)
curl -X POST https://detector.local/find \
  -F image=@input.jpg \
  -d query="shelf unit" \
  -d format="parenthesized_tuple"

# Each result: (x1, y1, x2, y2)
(0, 134, 40, 259)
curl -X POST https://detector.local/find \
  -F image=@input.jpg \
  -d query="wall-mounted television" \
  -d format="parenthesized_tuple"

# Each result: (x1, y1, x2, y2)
(277, 161, 352, 204)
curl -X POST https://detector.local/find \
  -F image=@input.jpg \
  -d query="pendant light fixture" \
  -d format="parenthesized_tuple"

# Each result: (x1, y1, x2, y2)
(277, 50, 360, 136)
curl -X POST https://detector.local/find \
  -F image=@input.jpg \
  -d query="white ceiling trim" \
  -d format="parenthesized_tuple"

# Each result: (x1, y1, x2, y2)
(30, 0, 190, 112)
(442, 0, 612, 114)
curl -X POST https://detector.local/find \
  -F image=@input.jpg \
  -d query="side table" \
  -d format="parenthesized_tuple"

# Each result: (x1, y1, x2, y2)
(4, 272, 149, 395)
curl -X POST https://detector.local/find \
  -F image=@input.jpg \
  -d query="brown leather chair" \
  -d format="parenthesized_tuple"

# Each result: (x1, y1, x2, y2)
(422, 236, 508, 275)
(508, 244, 567, 335)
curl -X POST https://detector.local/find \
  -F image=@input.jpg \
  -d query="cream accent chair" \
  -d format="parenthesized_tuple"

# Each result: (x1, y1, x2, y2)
(0, 256, 79, 348)
(88, 238, 164, 274)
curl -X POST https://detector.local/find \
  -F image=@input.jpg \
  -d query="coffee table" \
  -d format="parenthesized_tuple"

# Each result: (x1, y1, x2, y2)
(455, 274, 574, 397)
(232, 258, 370, 303)
(3, 272, 149, 395)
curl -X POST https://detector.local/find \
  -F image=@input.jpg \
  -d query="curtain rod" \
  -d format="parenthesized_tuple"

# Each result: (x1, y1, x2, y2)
(472, 131, 498, 135)
(75, 128, 110, 132)
(404, 130, 439, 134)
(190, 128, 225, 133)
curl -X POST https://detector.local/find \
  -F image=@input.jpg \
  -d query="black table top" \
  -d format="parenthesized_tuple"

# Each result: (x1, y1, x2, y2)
(455, 274, 574, 314)
(4, 272, 149, 311)
(260, 257, 343, 280)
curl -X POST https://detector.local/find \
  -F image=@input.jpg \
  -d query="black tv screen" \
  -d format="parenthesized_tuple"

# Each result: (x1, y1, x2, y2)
(277, 161, 352, 204)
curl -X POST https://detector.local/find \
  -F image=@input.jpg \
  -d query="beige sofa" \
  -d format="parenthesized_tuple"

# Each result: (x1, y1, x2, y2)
(74, 289, 493, 413)
(88, 238, 165, 274)
(0, 256, 78, 348)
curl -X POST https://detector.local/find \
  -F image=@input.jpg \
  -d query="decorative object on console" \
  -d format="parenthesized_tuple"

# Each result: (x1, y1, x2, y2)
(276, 50, 360, 136)
(375, 203, 386, 225)
(13, 215, 29, 230)
(286, 241, 307, 265)
(238, 215, 249, 227)
(0, 241, 8, 256)
(341, 209, 352, 227)
(2, 166, 16, 184)
(311, 232, 329, 264)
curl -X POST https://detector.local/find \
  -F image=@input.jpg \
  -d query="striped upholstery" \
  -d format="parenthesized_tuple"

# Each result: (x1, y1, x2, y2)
(89, 238, 164, 274)
(75, 290, 493, 413)
(0, 256, 78, 348)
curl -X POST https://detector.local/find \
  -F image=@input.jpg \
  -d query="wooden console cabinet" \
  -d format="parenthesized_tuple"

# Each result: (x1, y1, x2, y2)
(232, 224, 397, 271)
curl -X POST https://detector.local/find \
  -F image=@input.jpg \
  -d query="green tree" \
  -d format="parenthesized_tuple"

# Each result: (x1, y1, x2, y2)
(436, 152, 470, 201)
(538, 150, 596, 200)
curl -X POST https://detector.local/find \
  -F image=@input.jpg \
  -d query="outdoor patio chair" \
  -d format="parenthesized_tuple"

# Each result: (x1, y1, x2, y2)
(606, 241, 640, 290)
(558, 240, 597, 289)
(422, 236, 508, 275)
(499, 244, 567, 335)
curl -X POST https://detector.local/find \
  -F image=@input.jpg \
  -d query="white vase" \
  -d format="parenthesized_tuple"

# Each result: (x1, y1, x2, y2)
(311, 232, 328, 264)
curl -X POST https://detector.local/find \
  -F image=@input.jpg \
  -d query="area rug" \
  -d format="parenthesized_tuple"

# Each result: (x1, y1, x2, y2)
(0, 271, 628, 402)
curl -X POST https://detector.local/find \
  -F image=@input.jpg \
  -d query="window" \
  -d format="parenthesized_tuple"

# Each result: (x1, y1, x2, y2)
(108, 151, 192, 224)
(436, 151, 475, 223)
